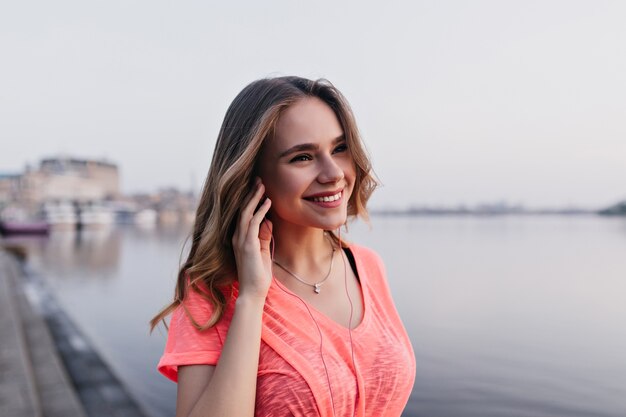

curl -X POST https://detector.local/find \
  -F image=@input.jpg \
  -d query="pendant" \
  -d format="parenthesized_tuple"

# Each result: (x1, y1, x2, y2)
(314, 283, 321, 294)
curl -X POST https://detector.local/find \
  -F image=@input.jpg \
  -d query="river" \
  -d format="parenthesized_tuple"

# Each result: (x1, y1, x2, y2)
(9, 214, 626, 417)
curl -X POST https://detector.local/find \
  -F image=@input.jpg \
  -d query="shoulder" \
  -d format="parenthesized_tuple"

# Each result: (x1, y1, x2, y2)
(177, 280, 237, 328)
(346, 243, 394, 297)
(157, 281, 237, 382)
(346, 243, 386, 271)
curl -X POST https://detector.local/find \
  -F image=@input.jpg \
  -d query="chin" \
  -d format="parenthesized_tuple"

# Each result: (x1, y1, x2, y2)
(273, 211, 347, 232)
(270, 196, 352, 230)
(313, 213, 348, 231)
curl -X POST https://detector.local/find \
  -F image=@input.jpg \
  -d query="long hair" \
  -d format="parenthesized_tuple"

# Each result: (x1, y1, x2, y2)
(150, 76, 378, 332)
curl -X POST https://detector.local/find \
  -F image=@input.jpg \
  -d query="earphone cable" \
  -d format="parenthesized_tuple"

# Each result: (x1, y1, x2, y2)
(338, 226, 358, 417)
(266, 221, 337, 416)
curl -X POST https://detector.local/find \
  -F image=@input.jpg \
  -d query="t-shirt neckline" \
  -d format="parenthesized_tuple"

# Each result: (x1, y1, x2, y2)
(270, 244, 370, 334)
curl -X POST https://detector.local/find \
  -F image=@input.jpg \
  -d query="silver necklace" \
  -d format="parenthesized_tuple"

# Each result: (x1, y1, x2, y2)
(272, 235, 336, 294)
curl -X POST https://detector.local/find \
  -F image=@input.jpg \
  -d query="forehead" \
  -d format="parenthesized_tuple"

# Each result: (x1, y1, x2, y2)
(271, 97, 343, 149)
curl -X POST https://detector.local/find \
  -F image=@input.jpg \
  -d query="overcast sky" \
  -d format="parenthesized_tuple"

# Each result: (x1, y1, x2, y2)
(1, 1, 625, 209)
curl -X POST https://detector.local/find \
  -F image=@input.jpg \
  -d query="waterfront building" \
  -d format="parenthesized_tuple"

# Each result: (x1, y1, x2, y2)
(37, 157, 120, 202)
(5, 156, 118, 208)
(0, 173, 21, 206)
(1, 157, 199, 228)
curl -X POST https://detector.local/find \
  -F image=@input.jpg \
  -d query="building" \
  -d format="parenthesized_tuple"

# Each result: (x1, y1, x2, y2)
(0, 173, 21, 205)
(4, 157, 120, 210)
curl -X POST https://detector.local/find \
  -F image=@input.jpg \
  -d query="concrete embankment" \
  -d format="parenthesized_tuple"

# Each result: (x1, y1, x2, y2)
(0, 248, 148, 417)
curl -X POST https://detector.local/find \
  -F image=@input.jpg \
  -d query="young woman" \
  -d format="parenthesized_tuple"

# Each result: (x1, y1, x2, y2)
(151, 76, 415, 417)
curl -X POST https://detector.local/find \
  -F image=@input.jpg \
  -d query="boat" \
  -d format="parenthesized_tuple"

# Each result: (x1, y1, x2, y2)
(43, 201, 78, 229)
(78, 202, 115, 228)
(0, 220, 50, 236)
(0, 205, 50, 236)
(134, 208, 157, 226)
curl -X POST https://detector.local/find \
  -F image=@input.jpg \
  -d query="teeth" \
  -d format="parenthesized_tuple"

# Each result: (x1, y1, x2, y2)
(312, 192, 341, 202)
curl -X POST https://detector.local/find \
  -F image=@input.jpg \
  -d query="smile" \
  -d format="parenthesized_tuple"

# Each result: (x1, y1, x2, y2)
(304, 190, 344, 208)
(310, 191, 342, 203)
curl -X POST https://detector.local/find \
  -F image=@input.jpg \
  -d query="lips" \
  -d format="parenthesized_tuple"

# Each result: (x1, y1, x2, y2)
(303, 189, 345, 209)
(308, 191, 342, 203)
(304, 188, 344, 201)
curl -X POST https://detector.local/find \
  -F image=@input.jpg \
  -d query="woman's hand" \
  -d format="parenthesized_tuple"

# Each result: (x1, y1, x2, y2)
(232, 177, 273, 301)
(179, 178, 271, 417)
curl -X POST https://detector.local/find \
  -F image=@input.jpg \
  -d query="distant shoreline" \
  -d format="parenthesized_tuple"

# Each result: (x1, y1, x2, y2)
(369, 208, 602, 216)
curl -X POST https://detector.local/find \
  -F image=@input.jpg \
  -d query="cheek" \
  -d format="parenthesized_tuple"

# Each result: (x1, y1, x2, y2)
(343, 161, 357, 197)
(341, 158, 357, 182)
(263, 170, 302, 201)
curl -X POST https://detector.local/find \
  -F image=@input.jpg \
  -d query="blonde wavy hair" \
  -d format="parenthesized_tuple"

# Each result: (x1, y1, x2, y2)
(150, 76, 378, 332)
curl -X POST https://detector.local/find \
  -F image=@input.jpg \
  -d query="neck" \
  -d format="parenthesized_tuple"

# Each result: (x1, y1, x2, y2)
(271, 221, 335, 275)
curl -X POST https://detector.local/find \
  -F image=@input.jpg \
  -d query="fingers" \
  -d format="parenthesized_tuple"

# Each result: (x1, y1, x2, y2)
(233, 178, 271, 248)
(258, 218, 273, 248)
(240, 179, 266, 225)
(249, 198, 271, 233)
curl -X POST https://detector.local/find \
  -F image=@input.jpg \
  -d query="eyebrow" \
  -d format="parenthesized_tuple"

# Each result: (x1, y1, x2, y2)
(277, 135, 346, 159)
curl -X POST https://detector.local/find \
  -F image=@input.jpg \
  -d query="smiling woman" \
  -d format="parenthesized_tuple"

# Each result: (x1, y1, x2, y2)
(150, 76, 416, 417)
(257, 97, 356, 234)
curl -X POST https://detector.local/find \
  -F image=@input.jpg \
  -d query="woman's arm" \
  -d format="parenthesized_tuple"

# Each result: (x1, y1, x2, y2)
(176, 296, 265, 417)
(175, 179, 273, 417)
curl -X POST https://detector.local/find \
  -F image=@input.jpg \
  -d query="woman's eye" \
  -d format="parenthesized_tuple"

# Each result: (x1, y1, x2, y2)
(333, 144, 348, 153)
(290, 154, 312, 163)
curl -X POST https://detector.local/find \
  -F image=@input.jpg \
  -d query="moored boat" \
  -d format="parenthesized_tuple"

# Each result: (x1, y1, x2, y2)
(43, 201, 78, 229)
(0, 220, 50, 236)
(78, 202, 115, 228)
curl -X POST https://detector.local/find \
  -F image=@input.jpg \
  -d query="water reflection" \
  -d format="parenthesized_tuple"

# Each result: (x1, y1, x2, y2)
(7, 224, 191, 417)
(40, 229, 120, 278)
(3, 216, 626, 417)
(10, 224, 192, 281)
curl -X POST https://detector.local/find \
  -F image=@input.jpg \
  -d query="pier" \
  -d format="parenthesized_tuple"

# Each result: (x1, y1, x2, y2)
(0, 248, 148, 417)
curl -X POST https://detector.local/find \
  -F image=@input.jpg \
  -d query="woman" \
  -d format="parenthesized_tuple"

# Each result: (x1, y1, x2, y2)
(151, 76, 415, 416)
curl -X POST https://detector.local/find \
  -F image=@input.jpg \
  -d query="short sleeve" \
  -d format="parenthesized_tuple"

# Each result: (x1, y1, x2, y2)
(157, 286, 233, 382)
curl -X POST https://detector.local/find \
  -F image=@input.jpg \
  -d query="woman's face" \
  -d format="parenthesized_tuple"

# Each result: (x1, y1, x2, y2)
(257, 97, 356, 231)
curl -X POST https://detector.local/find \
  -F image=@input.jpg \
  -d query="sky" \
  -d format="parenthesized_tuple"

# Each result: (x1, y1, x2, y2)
(1, 0, 625, 210)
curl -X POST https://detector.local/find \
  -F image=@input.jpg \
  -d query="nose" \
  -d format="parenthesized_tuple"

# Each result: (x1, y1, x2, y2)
(317, 155, 344, 184)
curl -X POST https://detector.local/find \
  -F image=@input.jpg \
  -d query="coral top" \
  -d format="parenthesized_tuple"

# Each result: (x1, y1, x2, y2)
(158, 244, 416, 416)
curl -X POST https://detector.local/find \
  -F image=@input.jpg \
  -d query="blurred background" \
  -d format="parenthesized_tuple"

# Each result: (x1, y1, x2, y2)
(1, 1, 625, 416)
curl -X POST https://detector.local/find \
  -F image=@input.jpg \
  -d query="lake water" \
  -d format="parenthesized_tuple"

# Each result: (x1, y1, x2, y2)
(10, 215, 626, 417)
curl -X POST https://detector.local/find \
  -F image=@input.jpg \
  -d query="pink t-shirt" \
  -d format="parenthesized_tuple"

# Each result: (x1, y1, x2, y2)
(158, 244, 416, 416)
